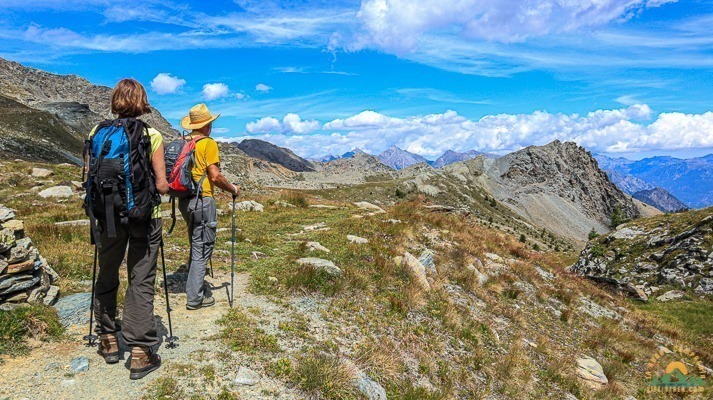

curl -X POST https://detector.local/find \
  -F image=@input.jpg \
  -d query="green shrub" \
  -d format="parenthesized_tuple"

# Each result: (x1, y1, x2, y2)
(0, 304, 64, 358)
(588, 228, 599, 240)
(590, 244, 606, 258)
(292, 351, 359, 400)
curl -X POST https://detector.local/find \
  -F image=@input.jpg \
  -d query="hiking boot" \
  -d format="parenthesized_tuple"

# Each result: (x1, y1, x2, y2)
(99, 333, 120, 364)
(129, 346, 161, 380)
(186, 296, 215, 310)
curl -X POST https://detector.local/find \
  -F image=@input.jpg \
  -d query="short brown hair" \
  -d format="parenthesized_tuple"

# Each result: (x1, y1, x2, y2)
(111, 78, 152, 117)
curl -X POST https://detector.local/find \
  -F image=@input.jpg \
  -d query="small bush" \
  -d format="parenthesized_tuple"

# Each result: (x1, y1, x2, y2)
(216, 309, 280, 354)
(588, 228, 599, 240)
(0, 304, 64, 358)
(590, 244, 606, 258)
(519, 234, 526, 243)
(279, 191, 309, 208)
(292, 351, 359, 400)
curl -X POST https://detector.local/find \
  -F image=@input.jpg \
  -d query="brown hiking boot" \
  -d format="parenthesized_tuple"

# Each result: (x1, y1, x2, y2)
(129, 346, 161, 380)
(99, 334, 120, 364)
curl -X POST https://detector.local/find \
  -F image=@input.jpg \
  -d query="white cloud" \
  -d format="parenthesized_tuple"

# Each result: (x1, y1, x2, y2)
(255, 83, 272, 92)
(212, 127, 230, 134)
(355, 0, 677, 53)
(202, 83, 230, 100)
(236, 104, 713, 158)
(246, 113, 320, 135)
(150, 73, 186, 95)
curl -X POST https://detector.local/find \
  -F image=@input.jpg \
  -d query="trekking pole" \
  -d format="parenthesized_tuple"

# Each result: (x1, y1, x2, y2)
(159, 239, 179, 348)
(230, 195, 236, 308)
(208, 258, 214, 279)
(83, 247, 99, 347)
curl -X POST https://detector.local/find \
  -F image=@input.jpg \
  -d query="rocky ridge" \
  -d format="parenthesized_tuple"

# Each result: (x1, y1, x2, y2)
(570, 207, 713, 298)
(236, 139, 316, 172)
(377, 145, 432, 170)
(632, 187, 689, 213)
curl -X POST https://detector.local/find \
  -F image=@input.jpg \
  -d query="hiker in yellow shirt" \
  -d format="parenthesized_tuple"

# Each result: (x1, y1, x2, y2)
(177, 104, 240, 310)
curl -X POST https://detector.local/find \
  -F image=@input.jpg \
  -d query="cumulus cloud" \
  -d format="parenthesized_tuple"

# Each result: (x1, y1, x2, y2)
(246, 113, 320, 135)
(237, 105, 713, 158)
(150, 73, 186, 95)
(355, 0, 677, 53)
(255, 83, 272, 92)
(202, 83, 229, 100)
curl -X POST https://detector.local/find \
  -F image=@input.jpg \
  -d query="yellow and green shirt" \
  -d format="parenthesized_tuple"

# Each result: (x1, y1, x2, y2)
(189, 135, 220, 198)
(88, 125, 164, 218)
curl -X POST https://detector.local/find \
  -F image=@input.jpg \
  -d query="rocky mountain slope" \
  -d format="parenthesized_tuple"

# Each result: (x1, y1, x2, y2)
(596, 154, 713, 209)
(377, 146, 432, 170)
(632, 187, 688, 213)
(0, 57, 178, 163)
(432, 149, 497, 168)
(237, 139, 316, 172)
(570, 207, 713, 299)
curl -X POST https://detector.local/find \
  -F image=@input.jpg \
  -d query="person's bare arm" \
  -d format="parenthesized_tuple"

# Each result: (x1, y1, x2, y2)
(206, 163, 240, 196)
(152, 143, 169, 195)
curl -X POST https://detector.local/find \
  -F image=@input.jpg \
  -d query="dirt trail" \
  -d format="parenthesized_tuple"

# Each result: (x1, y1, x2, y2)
(0, 272, 305, 400)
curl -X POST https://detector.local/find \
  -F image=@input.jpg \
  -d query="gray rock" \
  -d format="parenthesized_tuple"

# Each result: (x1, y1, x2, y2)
(31, 168, 53, 178)
(355, 371, 387, 400)
(306, 241, 331, 253)
(656, 290, 686, 302)
(43, 261, 59, 283)
(296, 258, 342, 277)
(401, 252, 430, 291)
(274, 201, 296, 208)
(43, 285, 60, 305)
(0, 228, 15, 253)
(235, 200, 264, 212)
(54, 219, 90, 227)
(0, 275, 39, 296)
(466, 264, 489, 286)
(303, 222, 327, 231)
(578, 297, 620, 320)
(347, 235, 369, 245)
(53, 292, 91, 327)
(694, 277, 713, 295)
(70, 356, 89, 373)
(234, 367, 261, 386)
(353, 202, 386, 214)
(38, 186, 73, 198)
(418, 249, 436, 273)
(576, 356, 608, 389)
(0, 205, 15, 222)
(610, 227, 644, 240)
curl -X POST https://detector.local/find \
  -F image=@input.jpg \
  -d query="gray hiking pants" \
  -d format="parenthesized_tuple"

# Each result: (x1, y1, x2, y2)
(178, 196, 217, 307)
(94, 218, 161, 348)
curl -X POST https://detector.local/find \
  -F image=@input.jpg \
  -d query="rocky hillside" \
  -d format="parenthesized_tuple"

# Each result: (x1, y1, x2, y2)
(633, 187, 688, 213)
(377, 146, 432, 170)
(570, 207, 713, 299)
(432, 149, 496, 168)
(0, 57, 178, 163)
(237, 139, 316, 172)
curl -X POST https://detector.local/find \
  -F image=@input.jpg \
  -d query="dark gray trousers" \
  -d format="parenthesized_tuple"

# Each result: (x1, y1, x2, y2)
(178, 196, 217, 307)
(93, 218, 161, 348)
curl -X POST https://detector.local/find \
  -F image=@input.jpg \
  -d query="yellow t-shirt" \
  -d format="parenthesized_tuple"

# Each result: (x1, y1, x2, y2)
(190, 135, 220, 198)
(88, 125, 164, 218)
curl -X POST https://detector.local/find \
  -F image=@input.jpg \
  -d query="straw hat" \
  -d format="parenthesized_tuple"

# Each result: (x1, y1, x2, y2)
(180, 103, 220, 130)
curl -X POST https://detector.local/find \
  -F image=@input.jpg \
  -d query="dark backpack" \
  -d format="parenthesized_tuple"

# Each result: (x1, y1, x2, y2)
(83, 118, 158, 242)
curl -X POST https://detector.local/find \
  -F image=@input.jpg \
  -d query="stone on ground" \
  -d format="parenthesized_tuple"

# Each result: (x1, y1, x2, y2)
(401, 252, 430, 291)
(656, 290, 686, 302)
(31, 168, 53, 178)
(235, 200, 264, 212)
(306, 241, 330, 253)
(576, 356, 608, 389)
(38, 186, 73, 198)
(353, 202, 386, 214)
(274, 201, 295, 208)
(70, 356, 89, 373)
(234, 367, 261, 386)
(355, 370, 387, 400)
(466, 264, 488, 286)
(418, 249, 436, 273)
(347, 235, 368, 244)
(53, 292, 91, 327)
(0, 205, 15, 222)
(296, 258, 342, 277)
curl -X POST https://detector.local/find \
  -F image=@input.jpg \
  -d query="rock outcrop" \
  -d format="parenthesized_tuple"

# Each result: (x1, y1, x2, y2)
(632, 187, 688, 213)
(0, 205, 59, 306)
(570, 208, 713, 297)
(237, 139, 316, 172)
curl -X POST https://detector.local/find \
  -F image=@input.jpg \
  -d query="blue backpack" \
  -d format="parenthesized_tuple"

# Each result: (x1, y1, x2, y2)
(83, 118, 158, 243)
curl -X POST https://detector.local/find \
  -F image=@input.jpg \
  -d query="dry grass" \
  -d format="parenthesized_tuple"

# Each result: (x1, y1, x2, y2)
(292, 350, 361, 400)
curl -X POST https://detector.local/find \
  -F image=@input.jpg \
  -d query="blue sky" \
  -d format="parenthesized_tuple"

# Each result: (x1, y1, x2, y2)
(1, 0, 712, 159)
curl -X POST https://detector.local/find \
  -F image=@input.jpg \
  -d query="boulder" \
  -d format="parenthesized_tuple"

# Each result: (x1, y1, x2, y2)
(656, 290, 686, 302)
(304, 222, 327, 231)
(353, 202, 386, 214)
(418, 249, 436, 273)
(234, 367, 261, 386)
(274, 201, 296, 208)
(1, 219, 24, 234)
(5, 259, 35, 274)
(43, 285, 60, 305)
(53, 292, 91, 327)
(355, 370, 387, 400)
(38, 186, 73, 198)
(466, 264, 489, 286)
(296, 258, 342, 277)
(694, 277, 713, 295)
(347, 235, 369, 245)
(0, 205, 15, 222)
(306, 242, 330, 253)
(0, 275, 40, 296)
(235, 200, 264, 212)
(576, 356, 608, 389)
(31, 168, 53, 178)
(402, 252, 430, 291)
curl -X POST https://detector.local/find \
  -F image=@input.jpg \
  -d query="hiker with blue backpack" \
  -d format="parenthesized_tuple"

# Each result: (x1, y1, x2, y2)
(83, 79, 168, 380)
(166, 103, 240, 310)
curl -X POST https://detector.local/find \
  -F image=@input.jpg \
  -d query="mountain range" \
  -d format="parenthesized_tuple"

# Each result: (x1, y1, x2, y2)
(312, 146, 498, 170)
(595, 154, 713, 209)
